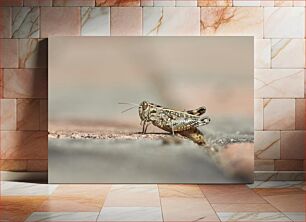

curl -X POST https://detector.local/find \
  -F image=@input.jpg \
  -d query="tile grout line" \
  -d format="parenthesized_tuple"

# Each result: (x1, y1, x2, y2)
(157, 184, 165, 222)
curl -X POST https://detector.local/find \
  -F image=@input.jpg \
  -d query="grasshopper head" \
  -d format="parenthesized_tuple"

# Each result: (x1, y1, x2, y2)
(139, 101, 150, 121)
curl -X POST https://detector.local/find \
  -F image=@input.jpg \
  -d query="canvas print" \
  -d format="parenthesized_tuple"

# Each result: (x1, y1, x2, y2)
(48, 37, 254, 183)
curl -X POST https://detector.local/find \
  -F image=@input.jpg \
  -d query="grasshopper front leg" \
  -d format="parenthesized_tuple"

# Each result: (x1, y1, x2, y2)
(142, 121, 147, 134)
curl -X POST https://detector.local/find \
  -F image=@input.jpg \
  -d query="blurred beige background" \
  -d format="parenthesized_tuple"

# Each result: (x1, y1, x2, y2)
(49, 36, 253, 130)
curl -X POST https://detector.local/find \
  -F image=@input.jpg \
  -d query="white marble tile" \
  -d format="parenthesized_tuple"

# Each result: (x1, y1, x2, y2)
(154, 0, 175, 6)
(283, 212, 305, 222)
(255, 39, 271, 68)
(81, 7, 110, 36)
(264, 7, 305, 38)
(247, 181, 304, 189)
(254, 99, 263, 130)
(26, 212, 99, 221)
(217, 212, 291, 221)
(200, 7, 263, 38)
(12, 7, 39, 38)
(143, 7, 200, 36)
(255, 69, 304, 98)
(98, 207, 163, 221)
(272, 39, 305, 68)
(254, 131, 280, 159)
(1, 181, 58, 196)
(176, 0, 197, 6)
(233, 0, 261, 6)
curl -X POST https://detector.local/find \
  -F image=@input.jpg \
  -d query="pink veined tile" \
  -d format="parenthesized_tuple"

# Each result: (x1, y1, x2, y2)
(3, 69, 47, 99)
(19, 39, 48, 68)
(24, 0, 52, 6)
(199, 185, 266, 204)
(53, 0, 95, 6)
(0, 99, 16, 130)
(96, 0, 140, 6)
(280, 131, 305, 159)
(141, 0, 153, 6)
(161, 197, 219, 221)
(103, 184, 160, 207)
(211, 203, 278, 212)
(254, 159, 274, 171)
(39, 99, 47, 130)
(110, 7, 142, 36)
(255, 69, 304, 98)
(261, 0, 274, 6)
(17, 99, 40, 130)
(200, 7, 263, 38)
(0, 196, 47, 222)
(264, 7, 305, 38)
(233, 0, 261, 6)
(38, 196, 104, 212)
(158, 184, 204, 198)
(0, 0, 22, 6)
(263, 99, 295, 130)
(254, 131, 280, 160)
(0, 131, 48, 159)
(0, 159, 27, 171)
(0, 7, 11, 38)
(293, 0, 305, 6)
(295, 99, 305, 130)
(275, 160, 304, 171)
(27, 159, 48, 171)
(274, 0, 293, 6)
(41, 7, 80, 38)
(52, 184, 111, 199)
(0, 69, 3, 98)
(255, 188, 305, 212)
(254, 99, 263, 130)
(143, 7, 200, 36)
(0, 39, 18, 68)
(198, 0, 232, 6)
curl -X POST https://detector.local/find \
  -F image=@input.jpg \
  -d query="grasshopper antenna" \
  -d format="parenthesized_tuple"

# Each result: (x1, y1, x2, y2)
(118, 102, 139, 113)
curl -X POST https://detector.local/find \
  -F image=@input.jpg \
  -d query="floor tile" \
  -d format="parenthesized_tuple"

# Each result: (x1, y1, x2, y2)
(212, 203, 278, 212)
(52, 184, 111, 199)
(158, 184, 204, 198)
(161, 197, 219, 221)
(200, 185, 266, 204)
(283, 212, 305, 222)
(37, 196, 104, 212)
(255, 188, 305, 212)
(97, 207, 162, 221)
(248, 181, 304, 189)
(25, 212, 99, 221)
(103, 184, 160, 207)
(217, 212, 291, 221)
(0, 196, 47, 221)
(1, 181, 58, 196)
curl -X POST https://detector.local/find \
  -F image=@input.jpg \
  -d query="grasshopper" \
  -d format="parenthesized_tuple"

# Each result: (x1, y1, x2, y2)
(120, 101, 210, 145)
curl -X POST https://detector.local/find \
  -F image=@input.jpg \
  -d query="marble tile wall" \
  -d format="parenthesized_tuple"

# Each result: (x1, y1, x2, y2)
(0, 0, 304, 179)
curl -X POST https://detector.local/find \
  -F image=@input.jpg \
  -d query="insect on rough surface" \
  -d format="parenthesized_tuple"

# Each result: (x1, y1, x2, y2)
(136, 101, 211, 145)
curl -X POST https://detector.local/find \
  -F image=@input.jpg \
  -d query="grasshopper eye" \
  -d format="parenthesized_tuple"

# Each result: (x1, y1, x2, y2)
(142, 101, 148, 110)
